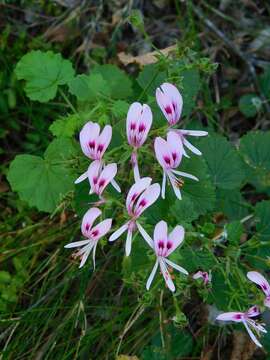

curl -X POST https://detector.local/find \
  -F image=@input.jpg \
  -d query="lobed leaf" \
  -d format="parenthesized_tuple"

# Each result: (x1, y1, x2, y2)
(199, 133, 245, 189)
(7, 139, 77, 213)
(15, 50, 74, 102)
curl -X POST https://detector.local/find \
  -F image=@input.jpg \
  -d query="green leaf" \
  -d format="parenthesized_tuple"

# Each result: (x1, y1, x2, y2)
(226, 221, 244, 245)
(254, 200, 270, 241)
(216, 189, 249, 221)
(146, 156, 215, 224)
(137, 64, 166, 97)
(68, 73, 110, 102)
(49, 115, 80, 138)
(240, 131, 270, 169)
(44, 137, 79, 161)
(170, 196, 198, 223)
(199, 133, 245, 189)
(176, 246, 216, 273)
(239, 94, 261, 118)
(239, 131, 270, 192)
(15, 50, 75, 102)
(92, 64, 133, 99)
(142, 327, 192, 360)
(111, 100, 129, 118)
(73, 180, 99, 217)
(180, 156, 216, 216)
(169, 328, 193, 358)
(0, 271, 11, 283)
(7, 139, 77, 213)
(181, 68, 200, 117)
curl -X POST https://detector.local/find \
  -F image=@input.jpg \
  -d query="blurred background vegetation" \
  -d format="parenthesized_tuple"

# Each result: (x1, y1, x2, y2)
(1, 1, 270, 359)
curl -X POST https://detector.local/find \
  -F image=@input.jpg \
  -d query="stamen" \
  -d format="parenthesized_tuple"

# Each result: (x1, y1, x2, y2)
(174, 177, 184, 188)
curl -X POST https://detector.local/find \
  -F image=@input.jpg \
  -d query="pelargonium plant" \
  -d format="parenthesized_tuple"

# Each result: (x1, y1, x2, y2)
(64, 82, 268, 348)
(10, 49, 270, 355)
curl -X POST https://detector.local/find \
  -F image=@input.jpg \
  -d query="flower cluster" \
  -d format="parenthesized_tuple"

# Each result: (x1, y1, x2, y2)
(65, 82, 267, 348)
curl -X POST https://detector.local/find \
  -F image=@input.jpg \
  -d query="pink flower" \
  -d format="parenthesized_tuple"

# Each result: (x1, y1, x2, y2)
(126, 102, 152, 181)
(154, 131, 198, 199)
(87, 160, 120, 198)
(247, 271, 270, 308)
(80, 121, 112, 161)
(75, 121, 113, 184)
(156, 82, 208, 156)
(127, 102, 152, 148)
(216, 306, 266, 347)
(64, 207, 112, 269)
(156, 83, 183, 126)
(193, 271, 211, 285)
(139, 220, 188, 292)
(109, 177, 160, 256)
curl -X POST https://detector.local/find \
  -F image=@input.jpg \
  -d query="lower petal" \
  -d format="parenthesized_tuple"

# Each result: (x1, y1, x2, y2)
(164, 258, 188, 275)
(64, 239, 89, 248)
(159, 258, 175, 292)
(243, 321, 263, 348)
(180, 130, 208, 137)
(111, 179, 121, 193)
(171, 169, 199, 181)
(125, 229, 133, 256)
(146, 259, 159, 290)
(161, 171, 166, 199)
(136, 221, 154, 249)
(168, 173, 181, 200)
(75, 171, 88, 184)
(92, 242, 98, 270)
(109, 223, 128, 242)
(183, 138, 202, 156)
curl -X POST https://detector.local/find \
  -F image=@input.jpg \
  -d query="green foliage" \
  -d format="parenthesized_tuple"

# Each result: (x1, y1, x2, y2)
(170, 196, 198, 223)
(68, 73, 110, 102)
(111, 100, 130, 118)
(0, 256, 29, 312)
(137, 64, 166, 96)
(49, 112, 94, 138)
(92, 65, 133, 99)
(216, 189, 249, 220)
(240, 131, 270, 190)
(180, 156, 216, 217)
(7, 41, 270, 358)
(226, 221, 244, 245)
(239, 94, 262, 117)
(254, 200, 270, 241)
(180, 68, 200, 117)
(15, 50, 74, 102)
(176, 246, 216, 273)
(199, 133, 245, 189)
(68, 65, 133, 104)
(8, 138, 77, 212)
(142, 327, 193, 360)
